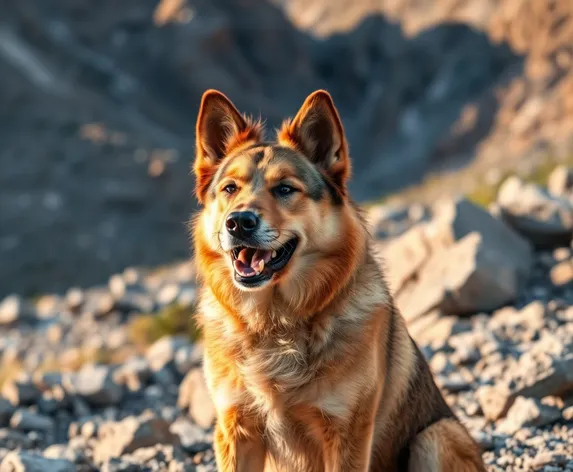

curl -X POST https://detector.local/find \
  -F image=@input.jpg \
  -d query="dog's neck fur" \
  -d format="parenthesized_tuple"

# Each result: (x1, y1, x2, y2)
(198, 230, 388, 403)
(201, 203, 373, 336)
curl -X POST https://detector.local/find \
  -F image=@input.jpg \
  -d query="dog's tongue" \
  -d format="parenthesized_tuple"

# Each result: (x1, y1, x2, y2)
(234, 248, 273, 278)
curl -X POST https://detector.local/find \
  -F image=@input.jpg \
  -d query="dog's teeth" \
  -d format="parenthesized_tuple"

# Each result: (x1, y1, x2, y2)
(272, 250, 277, 259)
(257, 260, 265, 273)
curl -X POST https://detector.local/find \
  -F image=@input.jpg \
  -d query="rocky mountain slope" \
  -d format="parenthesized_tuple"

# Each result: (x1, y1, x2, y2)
(0, 167, 572, 471)
(282, 0, 573, 178)
(0, 0, 532, 296)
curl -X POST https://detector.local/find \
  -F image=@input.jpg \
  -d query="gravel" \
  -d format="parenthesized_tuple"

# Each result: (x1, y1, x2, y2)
(0, 178, 572, 470)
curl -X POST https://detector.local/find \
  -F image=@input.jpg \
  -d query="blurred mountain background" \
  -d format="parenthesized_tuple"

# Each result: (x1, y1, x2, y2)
(2, 0, 573, 296)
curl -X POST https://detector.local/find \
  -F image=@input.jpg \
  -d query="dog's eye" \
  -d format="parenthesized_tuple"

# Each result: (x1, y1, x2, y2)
(223, 184, 237, 195)
(275, 184, 296, 196)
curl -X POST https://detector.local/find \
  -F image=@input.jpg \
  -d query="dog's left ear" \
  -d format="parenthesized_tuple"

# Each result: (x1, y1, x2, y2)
(278, 90, 350, 189)
(194, 89, 262, 203)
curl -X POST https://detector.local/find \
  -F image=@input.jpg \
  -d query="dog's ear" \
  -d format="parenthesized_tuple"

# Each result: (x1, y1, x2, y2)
(278, 90, 350, 190)
(194, 90, 262, 203)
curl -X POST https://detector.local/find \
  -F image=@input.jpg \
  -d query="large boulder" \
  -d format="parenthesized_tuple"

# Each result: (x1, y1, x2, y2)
(423, 197, 533, 279)
(399, 231, 526, 320)
(375, 224, 431, 294)
(390, 197, 534, 321)
(497, 176, 573, 248)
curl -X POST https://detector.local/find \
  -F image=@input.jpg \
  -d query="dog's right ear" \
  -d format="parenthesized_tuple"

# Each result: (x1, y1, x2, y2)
(277, 90, 350, 193)
(194, 90, 262, 203)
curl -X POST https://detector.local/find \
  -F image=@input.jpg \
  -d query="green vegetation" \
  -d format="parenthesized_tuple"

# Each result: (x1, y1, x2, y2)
(128, 302, 201, 350)
(33, 347, 129, 375)
(466, 170, 510, 208)
(467, 153, 573, 208)
(364, 149, 573, 211)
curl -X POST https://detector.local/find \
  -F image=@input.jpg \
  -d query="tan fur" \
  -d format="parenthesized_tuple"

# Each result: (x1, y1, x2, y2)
(190, 89, 486, 471)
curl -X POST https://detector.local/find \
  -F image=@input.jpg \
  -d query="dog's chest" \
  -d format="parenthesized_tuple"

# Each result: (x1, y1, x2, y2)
(237, 316, 340, 407)
(240, 336, 316, 395)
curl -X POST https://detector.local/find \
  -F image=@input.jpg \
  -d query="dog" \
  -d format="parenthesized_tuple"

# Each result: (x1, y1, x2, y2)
(191, 88, 486, 471)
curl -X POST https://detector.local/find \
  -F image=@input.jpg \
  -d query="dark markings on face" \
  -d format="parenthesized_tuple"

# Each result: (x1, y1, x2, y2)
(284, 151, 343, 205)
(282, 153, 325, 201)
(268, 147, 344, 205)
(252, 150, 265, 165)
(207, 156, 235, 200)
(208, 144, 344, 205)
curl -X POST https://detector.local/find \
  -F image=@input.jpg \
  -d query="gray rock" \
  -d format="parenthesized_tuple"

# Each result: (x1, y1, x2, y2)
(156, 284, 181, 306)
(516, 300, 547, 332)
(122, 268, 143, 285)
(93, 414, 180, 463)
(498, 176, 573, 248)
(429, 352, 453, 375)
(64, 364, 123, 407)
(10, 409, 54, 433)
(0, 429, 32, 450)
(37, 392, 59, 416)
(178, 369, 215, 429)
(68, 418, 100, 441)
(553, 246, 572, 262)
(440, 375, 471, 393)
(472, 431, 494, 451)
(113, 357, 151, 392)
(169, 461, 196, 472)
(424, 197, 533, 279)
(109, 275, 154, 312)
(0, 295, 35, 326)
(551, 259, 573, 287)
(513, 353, 573, 399)
(177, 286, 197, 308)
(146, 336, 190, 373)
(1, 381, 40, 407)
(548, 166, 573, 197)
(80, 420, 99, 439)
(174, 344, 203, 375)
(0, 399, 14, 427)
(170, 417, 211, 454)
(99, 458, 141, 472)
(64, 288, 84, 312)
(109, 275, 129, 299)
(375, 224, 430, 294)
(151, 367, 177, 387)
(0, 452, 74, 472)
(497, 396, 562, 435)
(122, 444, 184, 468)
(477, 384, 513, 421)
(115, 292, 155, 314)
(70, 396, 91, 418)
(42, 444, 83, 464)
(408, 313, 471, 349)
(37, 386, 69, 415)
(94, 294, 116, 318)
(400, 232, 525, 319)
(32, 372, 63, 390)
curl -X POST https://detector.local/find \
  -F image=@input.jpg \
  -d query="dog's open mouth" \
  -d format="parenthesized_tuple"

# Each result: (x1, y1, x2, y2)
(230, 237, 299, 286)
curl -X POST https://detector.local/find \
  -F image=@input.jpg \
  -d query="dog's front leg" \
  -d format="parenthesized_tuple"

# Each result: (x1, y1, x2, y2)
(321, 393, 378, 472)
(214, 408, 266, 472)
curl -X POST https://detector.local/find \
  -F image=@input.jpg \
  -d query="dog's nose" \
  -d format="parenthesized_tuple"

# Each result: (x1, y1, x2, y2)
(225, 211, 259, 239)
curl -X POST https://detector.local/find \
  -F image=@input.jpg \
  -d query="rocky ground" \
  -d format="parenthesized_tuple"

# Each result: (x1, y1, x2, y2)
(0, 166, 572, 471)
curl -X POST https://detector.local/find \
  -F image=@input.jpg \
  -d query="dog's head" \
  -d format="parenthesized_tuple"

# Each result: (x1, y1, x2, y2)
(192, 89, 363, 307)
